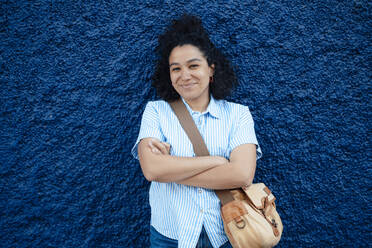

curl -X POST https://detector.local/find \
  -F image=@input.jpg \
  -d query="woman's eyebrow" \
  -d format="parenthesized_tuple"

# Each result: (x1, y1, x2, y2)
(169, 62, 180, 67)
(169, 58, 202, 67)
(187, 58, 202, 63)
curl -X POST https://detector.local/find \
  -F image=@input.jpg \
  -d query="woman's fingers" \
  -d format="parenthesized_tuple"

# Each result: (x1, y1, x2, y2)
(151, 147, 162, 154)
(152, 141, 168, 155)
(148, 138, 170, 155)
(161, 142, 171, 154)
(148, 139, 162, 154)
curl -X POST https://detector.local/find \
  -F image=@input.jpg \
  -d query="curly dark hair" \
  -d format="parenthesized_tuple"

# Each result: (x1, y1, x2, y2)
(152, 14, 238, 101)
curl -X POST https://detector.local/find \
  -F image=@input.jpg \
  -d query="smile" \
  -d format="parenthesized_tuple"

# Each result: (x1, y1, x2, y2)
(180, 83, 197, 89)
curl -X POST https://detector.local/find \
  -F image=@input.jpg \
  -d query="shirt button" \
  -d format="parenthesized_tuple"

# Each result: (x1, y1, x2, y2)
(198, 189, 202, 194)
(200, 209, 204, 213)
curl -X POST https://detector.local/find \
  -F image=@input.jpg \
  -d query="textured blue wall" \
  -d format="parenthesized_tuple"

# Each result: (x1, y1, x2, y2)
(1, 1, 370, 247)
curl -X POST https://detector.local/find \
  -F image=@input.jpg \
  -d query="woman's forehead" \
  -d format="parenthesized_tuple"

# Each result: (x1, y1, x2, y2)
(169, 45, 206, 64)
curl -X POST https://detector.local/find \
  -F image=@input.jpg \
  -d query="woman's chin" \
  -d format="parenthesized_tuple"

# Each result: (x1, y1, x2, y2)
(180, 93, 199, 102)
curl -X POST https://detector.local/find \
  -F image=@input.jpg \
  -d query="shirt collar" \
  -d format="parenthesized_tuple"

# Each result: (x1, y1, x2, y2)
(181, 95, 221, 119)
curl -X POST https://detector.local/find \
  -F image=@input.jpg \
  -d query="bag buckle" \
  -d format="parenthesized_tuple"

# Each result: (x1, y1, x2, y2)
(234, 216, 246, 229)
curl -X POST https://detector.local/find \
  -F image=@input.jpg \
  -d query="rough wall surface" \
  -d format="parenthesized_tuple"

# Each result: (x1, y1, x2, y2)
(1, 1, 370, 247)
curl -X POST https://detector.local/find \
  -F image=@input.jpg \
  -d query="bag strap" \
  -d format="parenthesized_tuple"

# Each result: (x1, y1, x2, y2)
(169, 99, 234, 205)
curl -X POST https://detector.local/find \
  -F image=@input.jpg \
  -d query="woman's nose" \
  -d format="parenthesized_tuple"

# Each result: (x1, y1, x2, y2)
(180, 69, 191, 80)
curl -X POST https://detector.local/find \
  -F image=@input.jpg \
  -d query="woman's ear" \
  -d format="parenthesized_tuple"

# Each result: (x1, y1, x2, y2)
(209, 64, 215, 77)
(209, 64, 215, 83)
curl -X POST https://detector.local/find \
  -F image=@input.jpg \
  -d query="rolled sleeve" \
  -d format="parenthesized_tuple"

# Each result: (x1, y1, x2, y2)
(229, 105, 262, 160)
(131, 101, 165, 160)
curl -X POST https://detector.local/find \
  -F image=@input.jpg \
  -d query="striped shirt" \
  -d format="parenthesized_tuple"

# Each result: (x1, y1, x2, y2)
(131, 96, 262, 248)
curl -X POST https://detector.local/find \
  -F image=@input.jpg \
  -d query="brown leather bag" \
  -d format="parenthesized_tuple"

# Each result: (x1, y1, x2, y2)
(169, 99, 283, 248)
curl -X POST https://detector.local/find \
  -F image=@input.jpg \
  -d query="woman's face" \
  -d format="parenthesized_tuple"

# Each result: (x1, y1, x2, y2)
(169, 44, 214, 104)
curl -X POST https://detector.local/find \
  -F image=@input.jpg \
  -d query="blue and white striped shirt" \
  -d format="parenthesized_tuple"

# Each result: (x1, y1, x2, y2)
(132, 96, 262, 248)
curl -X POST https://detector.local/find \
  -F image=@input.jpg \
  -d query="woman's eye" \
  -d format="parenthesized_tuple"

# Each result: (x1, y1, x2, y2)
(171, 67, 180, 72)
(190, 64, 199, 69)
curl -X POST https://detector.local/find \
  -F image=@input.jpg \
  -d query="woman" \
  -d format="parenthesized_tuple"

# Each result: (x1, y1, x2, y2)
(132, 15, 262, 248)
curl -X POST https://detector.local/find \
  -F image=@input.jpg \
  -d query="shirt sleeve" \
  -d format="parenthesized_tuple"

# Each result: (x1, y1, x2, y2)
(229, 105, 262, 160)
(131, 101, 165, 160)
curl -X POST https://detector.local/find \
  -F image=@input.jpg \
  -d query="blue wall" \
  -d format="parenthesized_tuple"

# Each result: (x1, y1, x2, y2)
(1, 1, 370, 247)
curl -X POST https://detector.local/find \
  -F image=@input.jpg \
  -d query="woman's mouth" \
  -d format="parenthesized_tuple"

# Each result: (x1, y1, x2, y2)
(180, 83, 197, 89)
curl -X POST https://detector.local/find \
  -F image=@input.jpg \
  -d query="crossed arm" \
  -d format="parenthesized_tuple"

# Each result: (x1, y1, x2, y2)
(137, 138, 257, 190)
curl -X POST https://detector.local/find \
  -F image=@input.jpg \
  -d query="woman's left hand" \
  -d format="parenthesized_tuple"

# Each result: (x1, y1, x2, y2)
(148, 138, 171, 155)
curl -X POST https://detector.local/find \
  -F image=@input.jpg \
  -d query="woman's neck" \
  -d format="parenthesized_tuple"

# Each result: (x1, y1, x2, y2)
(184, 95, 210, 113)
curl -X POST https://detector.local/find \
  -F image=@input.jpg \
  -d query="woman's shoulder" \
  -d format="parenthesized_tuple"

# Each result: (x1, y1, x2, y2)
(214, 99, 251, 115)
(144, 99, 172, 113)
(146, 99, 168, 106)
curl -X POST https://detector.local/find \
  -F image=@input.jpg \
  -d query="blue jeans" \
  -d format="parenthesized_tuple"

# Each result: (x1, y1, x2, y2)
(150, 226, 232, 248)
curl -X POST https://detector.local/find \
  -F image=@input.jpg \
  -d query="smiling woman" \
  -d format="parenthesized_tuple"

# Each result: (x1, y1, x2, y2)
(169, 45, 214, 112)
(152, 15, 238, 102)
(131, 14, 262, 248)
